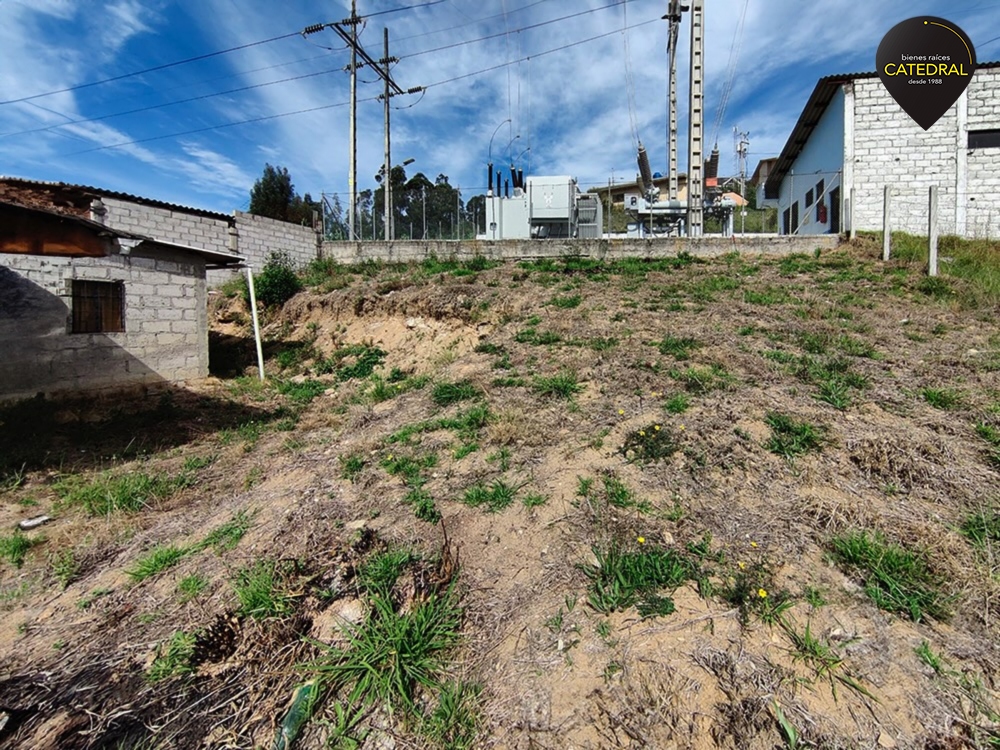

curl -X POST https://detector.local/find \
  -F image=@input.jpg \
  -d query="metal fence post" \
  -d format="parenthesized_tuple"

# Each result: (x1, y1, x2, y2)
(928, 185, 938, 277)
(882, 186, 891, 261)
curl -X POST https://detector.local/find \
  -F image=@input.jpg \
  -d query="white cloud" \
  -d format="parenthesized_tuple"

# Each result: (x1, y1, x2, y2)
(0, 0, 997, 211)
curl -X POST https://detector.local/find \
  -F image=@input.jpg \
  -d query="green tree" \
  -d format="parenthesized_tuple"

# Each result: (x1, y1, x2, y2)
(249, 164, 295, 221)
(248, 164, 318, 226)
(466, 194, 485, 235)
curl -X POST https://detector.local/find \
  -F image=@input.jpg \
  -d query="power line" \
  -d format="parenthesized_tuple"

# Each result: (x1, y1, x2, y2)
(399, 0, 647, 60)
(394, 0, 556, 44)
(0, 1, 448, 108)
(0, 60, 352, 140)
(0, 31, 305, 107)
(59, 14, 661, 158)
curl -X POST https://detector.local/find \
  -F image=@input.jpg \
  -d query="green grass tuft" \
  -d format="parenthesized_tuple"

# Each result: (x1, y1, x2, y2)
(582, 542, 692, 616)
(765, 412, 825, 457)
(462, 479, 518, 513)
(231, 560, 294, 619)
(127, 544, 189, 582)
(532, 371, 583, 399)
(921, 387, 963, 410)
(432, 380, 480, 406)
(55, 470, 184, 516)
(621, 423, 678, 463)
(829, 530, 949, 621)
(656, 335, 701, 360)
(146, 630, 196, 682)
(0, 529, 42, 569)
(960, 510, 1000, 549)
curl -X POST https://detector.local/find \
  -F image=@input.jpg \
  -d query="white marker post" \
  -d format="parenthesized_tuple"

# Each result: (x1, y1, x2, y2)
(246, 265, 265, 381)
(928, 185, 939, 277)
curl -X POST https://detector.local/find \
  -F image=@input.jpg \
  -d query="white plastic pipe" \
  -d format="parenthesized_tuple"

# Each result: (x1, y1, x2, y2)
(245, 265, 265, 381)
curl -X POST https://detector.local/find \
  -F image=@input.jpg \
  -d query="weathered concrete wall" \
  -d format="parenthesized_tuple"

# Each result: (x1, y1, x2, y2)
(320, 235, 840, 263)
(0, 247, 208, 402)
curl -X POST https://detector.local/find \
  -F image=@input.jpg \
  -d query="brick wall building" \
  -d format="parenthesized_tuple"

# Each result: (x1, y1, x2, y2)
(0, 199, 241, 402)
(0, 178, 322, 283)
(764, 62, 1000, 237)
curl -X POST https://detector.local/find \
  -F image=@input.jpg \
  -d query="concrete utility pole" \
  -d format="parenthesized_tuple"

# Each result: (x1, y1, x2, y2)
(348, 0, 358, 240)
(687, 0, 704, 237)
(736, 128, 749, 234)
(312, 14, 418, 241)
(665, 0, 685, 202)
(383, 28, 392, 241)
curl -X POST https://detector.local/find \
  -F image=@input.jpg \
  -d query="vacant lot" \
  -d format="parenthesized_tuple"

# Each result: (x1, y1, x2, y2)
(1, 238, 998, 749)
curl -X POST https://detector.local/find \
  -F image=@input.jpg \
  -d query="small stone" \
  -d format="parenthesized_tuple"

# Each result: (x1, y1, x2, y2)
(967, 349, 980, 356)
(877, 732, 897, 748)
(19, 515, 52, 531)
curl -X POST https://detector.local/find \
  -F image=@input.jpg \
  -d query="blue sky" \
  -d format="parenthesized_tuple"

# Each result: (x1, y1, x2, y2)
(0, 0, 998, 215)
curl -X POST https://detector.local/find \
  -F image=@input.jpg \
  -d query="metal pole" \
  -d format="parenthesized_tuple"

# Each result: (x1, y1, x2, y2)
(928, 185, 938, 276)
(245, 266, 265, 382)
(882, 185, 891, 261)
(686, 0, 704, 237)
(348, 0, 357, 240)
(383, 27, 391, 242)
(422, 186, 427, 238)
(456, 186, 460, 240)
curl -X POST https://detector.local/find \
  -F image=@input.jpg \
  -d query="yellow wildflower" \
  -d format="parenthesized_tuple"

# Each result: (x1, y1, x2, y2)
(750, 541, 758, 548)
(679, 424, 686, 431)
(637, 536, 646, 544)
(639, 431, 646, 437)
(654, 425, 661, 431)
(737, 561, 746, 570)
(758, 588, 768, 599)
(618, 409, 625, 415)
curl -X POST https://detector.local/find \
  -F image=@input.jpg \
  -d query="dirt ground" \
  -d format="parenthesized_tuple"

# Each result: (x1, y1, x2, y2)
(1, 241, 998, 749)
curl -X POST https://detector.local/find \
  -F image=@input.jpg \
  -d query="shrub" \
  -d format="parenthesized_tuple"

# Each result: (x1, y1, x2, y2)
(252, 252, 302, 307)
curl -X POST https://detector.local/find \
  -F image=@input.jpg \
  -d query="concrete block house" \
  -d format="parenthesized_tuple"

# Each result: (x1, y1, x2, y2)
(0, 181, 243, 402)
(764, 62, 1000, 237)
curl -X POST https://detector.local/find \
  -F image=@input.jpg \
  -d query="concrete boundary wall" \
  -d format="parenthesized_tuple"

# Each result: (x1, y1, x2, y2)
(321, 235, 841, 264)
(233, 210, 320, 270)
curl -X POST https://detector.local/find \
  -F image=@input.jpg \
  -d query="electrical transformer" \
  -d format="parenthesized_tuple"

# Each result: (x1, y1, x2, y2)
(481, 173, 602, 240)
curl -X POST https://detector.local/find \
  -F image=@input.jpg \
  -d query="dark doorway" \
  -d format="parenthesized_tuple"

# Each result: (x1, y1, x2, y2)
(829, 187, 841, 233)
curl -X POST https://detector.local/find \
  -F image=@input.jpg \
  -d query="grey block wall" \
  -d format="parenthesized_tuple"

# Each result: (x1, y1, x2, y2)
(103, 197, 231, 253)
(320, 235, 840, 264)
(0, 248, 208, 402)
(232, 210, 320, 270)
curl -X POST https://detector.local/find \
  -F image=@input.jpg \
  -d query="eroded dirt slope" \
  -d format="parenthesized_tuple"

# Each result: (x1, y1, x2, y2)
(1, 243, 998, 749)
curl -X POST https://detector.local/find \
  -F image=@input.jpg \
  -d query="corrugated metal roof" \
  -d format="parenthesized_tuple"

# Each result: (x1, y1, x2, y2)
(764, 61, 1000, 200)
(0, 176, 234, 222)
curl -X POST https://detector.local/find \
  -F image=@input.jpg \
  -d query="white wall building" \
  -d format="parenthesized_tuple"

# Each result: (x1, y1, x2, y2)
(764, 62, 1000, 237)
